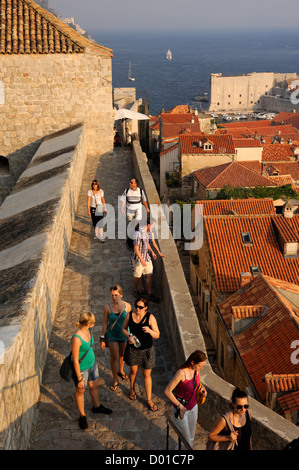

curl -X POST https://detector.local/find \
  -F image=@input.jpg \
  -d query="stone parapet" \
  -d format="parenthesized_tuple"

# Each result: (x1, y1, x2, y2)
(0, 124, 87, 449)
(131, 139, 299, 450)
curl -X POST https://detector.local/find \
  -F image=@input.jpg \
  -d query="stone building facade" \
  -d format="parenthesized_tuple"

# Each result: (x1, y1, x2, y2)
(209, 72, 299, 113)
(0, 0, 114, 157)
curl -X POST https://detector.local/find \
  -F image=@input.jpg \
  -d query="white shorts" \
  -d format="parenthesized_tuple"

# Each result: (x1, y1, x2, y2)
(132, 259, 153, 278)
(127, 206, 142, 222)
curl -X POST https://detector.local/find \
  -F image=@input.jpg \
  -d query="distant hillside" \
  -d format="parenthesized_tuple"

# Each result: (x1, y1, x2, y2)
(35, 0, 94, 41)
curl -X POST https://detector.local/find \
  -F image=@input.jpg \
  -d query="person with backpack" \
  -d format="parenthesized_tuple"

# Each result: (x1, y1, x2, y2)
(120, 178, 150, 223)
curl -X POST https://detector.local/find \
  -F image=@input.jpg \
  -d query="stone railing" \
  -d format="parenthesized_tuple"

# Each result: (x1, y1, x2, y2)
(0, 124, 87, 449)
(131, 139, 299, 450)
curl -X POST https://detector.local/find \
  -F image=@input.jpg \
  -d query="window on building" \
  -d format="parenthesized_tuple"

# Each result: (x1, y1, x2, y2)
(241, 232, 253, 245)
(250, 266, 261, 276)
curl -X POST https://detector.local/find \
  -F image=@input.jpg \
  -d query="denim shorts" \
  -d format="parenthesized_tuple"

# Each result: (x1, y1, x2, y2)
(73, 361, 100, 388)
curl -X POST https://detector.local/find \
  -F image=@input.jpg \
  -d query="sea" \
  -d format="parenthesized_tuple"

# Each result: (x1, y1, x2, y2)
(91, 29, 299, 116)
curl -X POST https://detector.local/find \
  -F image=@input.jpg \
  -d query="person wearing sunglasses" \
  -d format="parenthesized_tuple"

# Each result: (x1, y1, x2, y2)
(207, 387, 252, 450)
(122, 297, 160, 412)
(120, 178, 150, 223)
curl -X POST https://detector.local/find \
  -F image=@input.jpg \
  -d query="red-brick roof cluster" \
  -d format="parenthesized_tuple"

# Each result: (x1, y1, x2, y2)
(196, 198, 276, 216)
(272, 112, 299, 130)
(217, 274, 299, 402)
(204, 214, 299, 293)
(180, 133, 235, 154)
(0, 0, 112, 55)
(193, 161, 277, 190)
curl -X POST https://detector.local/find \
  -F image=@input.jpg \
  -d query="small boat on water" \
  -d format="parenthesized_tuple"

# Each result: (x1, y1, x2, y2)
(128, 61, 135, 81)
(193, 88, 209, 102)
(166, 49, 172, 60)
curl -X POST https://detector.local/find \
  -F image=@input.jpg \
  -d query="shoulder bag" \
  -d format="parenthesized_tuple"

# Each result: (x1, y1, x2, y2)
(59, 333, 93, 382)
(93, 190, 103, 216)
(206, 411, 238, 450)
(103, 304, 127, 346)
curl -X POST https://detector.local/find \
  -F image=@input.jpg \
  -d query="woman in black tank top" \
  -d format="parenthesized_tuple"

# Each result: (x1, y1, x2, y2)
(207, 387, 252, 450)
(122, 297, 160, 412)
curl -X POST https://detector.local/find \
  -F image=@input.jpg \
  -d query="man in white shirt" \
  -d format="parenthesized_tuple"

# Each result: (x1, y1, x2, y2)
(121, 178, 150, 222)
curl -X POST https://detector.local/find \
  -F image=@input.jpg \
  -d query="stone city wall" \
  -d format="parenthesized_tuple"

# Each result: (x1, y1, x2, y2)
(131, 138, 299, 450)
(0, 53, 114, 157)
(0, 124, 87, 449)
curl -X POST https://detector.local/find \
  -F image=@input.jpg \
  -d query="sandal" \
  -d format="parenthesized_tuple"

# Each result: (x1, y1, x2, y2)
(129, 390, 137, 400)
(147, 400, 158, 412)
(117, 372, 128, 381)
(110, 381, 119, 392)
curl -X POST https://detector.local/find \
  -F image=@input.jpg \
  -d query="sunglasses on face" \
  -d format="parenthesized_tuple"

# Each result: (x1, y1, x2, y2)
(236, 404, 249, 410)
(136, 305, 145, 309)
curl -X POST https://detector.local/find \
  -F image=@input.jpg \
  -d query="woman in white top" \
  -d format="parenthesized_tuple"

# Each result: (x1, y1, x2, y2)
(87, 180, 107, 242)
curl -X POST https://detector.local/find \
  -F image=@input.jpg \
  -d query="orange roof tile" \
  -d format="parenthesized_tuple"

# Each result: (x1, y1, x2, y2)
(233, 138, 262, 148)
(196, 198, 276, 216)
(272, 112, 299, 130)
(204, 214, 299, 293)
(262, 144, 292, 162)
(264, 373, 299, 393)
(217, 274, 299, 401)
(0, 0, 112, 55)
(180, 133, 235, 154)
(263, 162, 299, 181)
(193, 161, 275, 189)
(222, 120, 272, 128)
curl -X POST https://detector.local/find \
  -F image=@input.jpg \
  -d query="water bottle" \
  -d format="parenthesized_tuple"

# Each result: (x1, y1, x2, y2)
(129, 333, 141, 348)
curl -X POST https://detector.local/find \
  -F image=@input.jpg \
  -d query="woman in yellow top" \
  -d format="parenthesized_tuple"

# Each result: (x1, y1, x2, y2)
(72, 311, 112, 430)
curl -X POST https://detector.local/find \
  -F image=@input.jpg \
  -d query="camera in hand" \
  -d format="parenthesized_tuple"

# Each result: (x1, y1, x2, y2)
(174, 397, 188, 419)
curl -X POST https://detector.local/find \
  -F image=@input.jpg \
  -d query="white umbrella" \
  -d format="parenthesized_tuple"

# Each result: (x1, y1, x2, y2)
(114, 108, 149, 121)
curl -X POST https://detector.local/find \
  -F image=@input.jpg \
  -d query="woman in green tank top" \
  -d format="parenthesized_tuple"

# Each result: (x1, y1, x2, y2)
(71, 311, 112, 430)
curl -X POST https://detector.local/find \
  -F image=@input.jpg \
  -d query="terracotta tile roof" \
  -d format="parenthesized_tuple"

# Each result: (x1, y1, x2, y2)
(165, 105, 191, 114)
(161, 114, 198, 124)
(264, 373, 299, 393)
(262, 144, 292, 162)
(180, 133, 235, 154)
(216, 274, 299, 401)
(272, 112, 299, 130)
(223, 120, 272, 128)
(0, 0, 112, 55)
(204, 214, 299, 293)
(238, 160, 262, 173)
(233, 138, 262, 148)
(232, 305, 265, 318)
(196, 198, 276, 216)
(268, 175, 298, 192)
(193, 161, 275, 189)
(263, 162, 299, 181)
(277, 391, 299, 416)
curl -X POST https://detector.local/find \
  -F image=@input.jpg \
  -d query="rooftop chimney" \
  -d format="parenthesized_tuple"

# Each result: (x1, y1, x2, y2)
(240, 272, 251, 288)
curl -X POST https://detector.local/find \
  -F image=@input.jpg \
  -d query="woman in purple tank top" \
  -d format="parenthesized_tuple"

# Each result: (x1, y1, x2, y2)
(164, 350, 207, 449)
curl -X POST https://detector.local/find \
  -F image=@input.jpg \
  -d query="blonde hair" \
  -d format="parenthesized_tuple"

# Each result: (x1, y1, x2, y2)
(110, 284, 123, 296)
(76, 311, 95, 328)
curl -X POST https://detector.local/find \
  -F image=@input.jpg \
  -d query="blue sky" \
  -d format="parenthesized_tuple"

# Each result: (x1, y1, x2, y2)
(49, 0, 299, 32)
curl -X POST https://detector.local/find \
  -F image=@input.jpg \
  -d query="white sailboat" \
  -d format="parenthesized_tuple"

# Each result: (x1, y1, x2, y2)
(166, 49, 172, 60)
(128, 61, 135, 81)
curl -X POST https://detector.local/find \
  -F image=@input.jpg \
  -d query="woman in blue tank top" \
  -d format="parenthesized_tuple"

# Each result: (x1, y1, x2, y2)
(100, 285, 131, 392)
